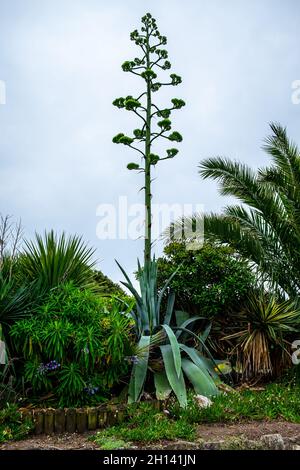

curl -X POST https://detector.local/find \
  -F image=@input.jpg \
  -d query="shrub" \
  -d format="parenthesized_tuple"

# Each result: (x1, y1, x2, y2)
(157, 242, 254, 318)
(10, 283, 134, 406)
(221, 292, 300, 379)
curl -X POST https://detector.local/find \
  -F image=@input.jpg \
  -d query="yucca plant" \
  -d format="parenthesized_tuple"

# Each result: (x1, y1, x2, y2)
(18, 230, 96, 294)
(117, 259, 227, 407)
(222, 293, 300, 378)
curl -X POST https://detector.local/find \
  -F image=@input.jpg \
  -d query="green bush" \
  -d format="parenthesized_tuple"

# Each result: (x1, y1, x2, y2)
(10, 283, 134, 406)
(157, 242, 254, 318)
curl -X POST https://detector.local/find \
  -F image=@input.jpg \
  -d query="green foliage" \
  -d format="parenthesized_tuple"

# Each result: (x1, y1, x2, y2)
(10, 283, 134, 406)
(170, 383, 300, 424)
(90, 403, 195, 444)
(157, 242, 254, 318)
(117, 258, 228, 407)
(113, 13, 185, 262)
(0, 404, 33, 443)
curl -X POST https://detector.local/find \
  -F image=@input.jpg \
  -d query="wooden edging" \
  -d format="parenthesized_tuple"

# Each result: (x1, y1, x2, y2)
(19, 401, 162, 435)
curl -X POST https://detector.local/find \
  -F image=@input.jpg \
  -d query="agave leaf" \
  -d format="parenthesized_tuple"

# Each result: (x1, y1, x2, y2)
(175, 316, 204, 339)
(162, 324, 181, 377)
(196, 356, 220, 381)
(175, 310, 189, 327)
(200, 323, 212, 343)
(160, 344, 187, 407)
(154, 371, 172, 400)
(179, 343, 219, 390)
(115, 260, 141, 302)
(181, 358, 219, 397)
(163, 291, 176, 326)
(128, 335, 150, 403)
(156, 265, 181, 319)
(175, 326, 229, 382)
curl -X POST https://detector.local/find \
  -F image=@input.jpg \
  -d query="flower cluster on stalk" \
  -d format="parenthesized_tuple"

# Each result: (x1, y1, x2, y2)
(38, 360, 61, 374)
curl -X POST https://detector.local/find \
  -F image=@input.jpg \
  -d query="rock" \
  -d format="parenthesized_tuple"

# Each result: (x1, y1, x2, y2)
(203, 440, 224, 450)
(293, 445, 300, 450)
(164, 440, 201, 450)
(194, 395, 212, 408)
(260, 433, 285, 450)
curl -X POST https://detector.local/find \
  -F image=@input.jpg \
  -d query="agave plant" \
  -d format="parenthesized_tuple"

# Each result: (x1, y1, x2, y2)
(222, 292, 300, 378)
(117, 258, 227, 407)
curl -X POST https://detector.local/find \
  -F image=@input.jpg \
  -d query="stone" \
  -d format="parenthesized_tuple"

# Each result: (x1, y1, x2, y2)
(194, 395, 213, 408)
(260, 433, 285, 450)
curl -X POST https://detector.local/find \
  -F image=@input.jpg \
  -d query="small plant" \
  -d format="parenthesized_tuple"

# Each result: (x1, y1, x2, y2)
(89, 435, 129, 450)
(0, 404, 33, 443)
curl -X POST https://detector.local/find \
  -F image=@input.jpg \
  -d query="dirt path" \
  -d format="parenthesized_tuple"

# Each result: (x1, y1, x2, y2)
(1, 421, 300, 450)
(196, 420, 300, 441)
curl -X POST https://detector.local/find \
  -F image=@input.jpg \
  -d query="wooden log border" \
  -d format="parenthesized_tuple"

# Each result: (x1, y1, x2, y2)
(19, 401, 163, 435)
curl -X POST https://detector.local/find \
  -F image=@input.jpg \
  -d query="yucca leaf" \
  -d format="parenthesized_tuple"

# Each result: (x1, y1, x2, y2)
(160, 344, 187, 407)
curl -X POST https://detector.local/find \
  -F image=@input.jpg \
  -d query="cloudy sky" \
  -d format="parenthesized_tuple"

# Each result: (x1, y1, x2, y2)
(1, 0, 300, 284)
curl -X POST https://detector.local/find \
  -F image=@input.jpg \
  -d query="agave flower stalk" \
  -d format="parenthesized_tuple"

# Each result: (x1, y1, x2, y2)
(113, 13, 185, 263)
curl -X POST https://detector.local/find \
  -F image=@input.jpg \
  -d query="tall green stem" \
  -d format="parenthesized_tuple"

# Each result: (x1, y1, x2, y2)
(144, 26, 152, 264)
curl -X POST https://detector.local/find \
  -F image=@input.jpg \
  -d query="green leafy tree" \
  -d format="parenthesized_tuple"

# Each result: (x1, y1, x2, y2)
(157, 242, 254, 318)
(113, 13, 185, 263)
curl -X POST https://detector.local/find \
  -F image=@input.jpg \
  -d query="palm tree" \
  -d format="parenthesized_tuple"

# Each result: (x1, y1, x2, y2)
(168, 123, 300, 297)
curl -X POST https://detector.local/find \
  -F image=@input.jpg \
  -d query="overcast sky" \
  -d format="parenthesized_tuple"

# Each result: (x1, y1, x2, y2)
(1, 0, 300, 284)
